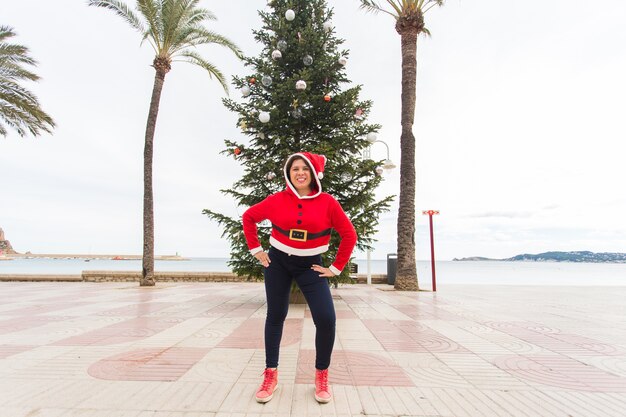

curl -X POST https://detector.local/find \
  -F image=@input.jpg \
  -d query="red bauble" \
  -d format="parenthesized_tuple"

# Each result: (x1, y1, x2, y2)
(249, 77, 256, 84)
(324, 94, 331, 102)
(234, 147, 241, 156)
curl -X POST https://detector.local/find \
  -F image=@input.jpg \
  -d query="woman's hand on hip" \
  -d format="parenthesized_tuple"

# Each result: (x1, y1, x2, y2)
(254, 251, 271, 267)
(311, 264, 334, 278)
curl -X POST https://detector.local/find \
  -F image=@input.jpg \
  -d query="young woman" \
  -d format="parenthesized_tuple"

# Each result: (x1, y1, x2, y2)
(242, 152, 357, 404)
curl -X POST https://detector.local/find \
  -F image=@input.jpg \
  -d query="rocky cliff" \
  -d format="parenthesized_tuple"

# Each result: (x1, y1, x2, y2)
(0, 227, 17, 254)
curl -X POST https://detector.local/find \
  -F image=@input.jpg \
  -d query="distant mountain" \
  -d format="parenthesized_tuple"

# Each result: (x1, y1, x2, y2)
(453, 251, 626, 263)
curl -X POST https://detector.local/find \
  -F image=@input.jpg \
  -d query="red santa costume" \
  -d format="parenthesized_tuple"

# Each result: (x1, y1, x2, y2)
(242, 152, 357, 405)
(242, 152, 357, 275)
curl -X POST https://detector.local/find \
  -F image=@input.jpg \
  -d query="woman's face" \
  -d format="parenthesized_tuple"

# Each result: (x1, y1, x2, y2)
(289, 158, 313, 195)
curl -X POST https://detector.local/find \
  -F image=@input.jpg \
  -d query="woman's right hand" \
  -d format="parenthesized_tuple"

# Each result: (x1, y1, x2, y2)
(254, 251, 271, 268)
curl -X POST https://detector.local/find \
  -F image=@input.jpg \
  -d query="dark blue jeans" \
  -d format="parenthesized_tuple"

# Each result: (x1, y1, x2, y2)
(264, 246, 336, 370)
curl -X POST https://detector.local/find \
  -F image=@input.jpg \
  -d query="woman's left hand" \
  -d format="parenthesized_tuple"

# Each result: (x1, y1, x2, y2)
(311, 264, 335, 278)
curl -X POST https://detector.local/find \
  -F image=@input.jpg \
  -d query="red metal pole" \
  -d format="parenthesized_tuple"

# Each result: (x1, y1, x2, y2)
(429, 213, 437, 292)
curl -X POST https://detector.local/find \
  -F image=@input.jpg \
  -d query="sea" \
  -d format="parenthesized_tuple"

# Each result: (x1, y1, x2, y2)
(1, 257, 625, 287)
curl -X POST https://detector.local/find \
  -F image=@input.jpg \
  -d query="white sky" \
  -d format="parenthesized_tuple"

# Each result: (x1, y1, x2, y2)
(2, 0, 625, 261)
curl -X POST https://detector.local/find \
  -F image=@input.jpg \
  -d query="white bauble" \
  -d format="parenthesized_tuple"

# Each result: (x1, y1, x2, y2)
(271, 49, 282, 60)
(259, 111, 271, 123)
(366, 132, 377, 143)
(323, 21, 333, 32)
(241, 86, 251, 97)
(338, 56, 347, 66)
(285, 9, 295, 21)
(295, 80, 307, 90)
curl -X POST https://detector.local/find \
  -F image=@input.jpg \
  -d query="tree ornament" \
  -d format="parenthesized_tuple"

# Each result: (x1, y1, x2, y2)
(266, 172, 276, 180)
(249, 77, 256, 84)
(323, 21, 333, 32)
(295, 80, 307, 91)
(257, 132, 265, 139)
(285, 9, 295, 21)
(324, 94, 331, 102)
(259, 111, 271, 123)
(241, 85, 251, 97)
(271, 49, 282, 60)
(292, 108, 302, 118)
(234, 147, 242, 156)
(338, 56, 347, 66)
(303, 55, 313, 66)
(375, 166, 384, 175)
(274, 138, 281, 145)
(366, 132, 378, 143)
(262, 75, 273, 87)
(277, 39, 287, 51)
(340, 172, 352, 182)
(239, 120, 248, 130)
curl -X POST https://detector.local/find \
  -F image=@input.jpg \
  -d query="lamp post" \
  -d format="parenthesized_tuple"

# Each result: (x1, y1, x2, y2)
(363, 132, 396, 285)
(422, 210, 439, 291)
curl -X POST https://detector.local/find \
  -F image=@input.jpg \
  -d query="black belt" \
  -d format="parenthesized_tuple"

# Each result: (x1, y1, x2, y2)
(272, 224, 332, 242)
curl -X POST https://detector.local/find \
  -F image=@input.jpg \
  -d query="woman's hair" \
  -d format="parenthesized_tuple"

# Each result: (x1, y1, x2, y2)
(285, 155, 317, 190)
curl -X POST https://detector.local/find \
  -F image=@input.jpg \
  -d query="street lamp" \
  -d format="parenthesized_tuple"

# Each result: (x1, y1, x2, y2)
(362, 133, 396, 285)
(364, 132, 396, 170)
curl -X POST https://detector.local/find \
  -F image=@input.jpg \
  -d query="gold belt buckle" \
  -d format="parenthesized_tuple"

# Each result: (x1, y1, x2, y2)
(289, 229, 308, 242)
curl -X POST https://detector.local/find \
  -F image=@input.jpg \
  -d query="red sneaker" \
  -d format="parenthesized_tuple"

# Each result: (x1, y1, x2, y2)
(255, 368, 278, 403)
(314, 368, 332, 403)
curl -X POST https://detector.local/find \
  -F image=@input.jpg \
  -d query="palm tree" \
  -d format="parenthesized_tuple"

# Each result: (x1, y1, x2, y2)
(87, 0, 241, 286)
(0, 26, 55, 137)
(359, 0, 444, 291)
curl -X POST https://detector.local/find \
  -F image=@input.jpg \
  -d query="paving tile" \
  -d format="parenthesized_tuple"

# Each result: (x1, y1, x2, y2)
(1, 282, 626, 416)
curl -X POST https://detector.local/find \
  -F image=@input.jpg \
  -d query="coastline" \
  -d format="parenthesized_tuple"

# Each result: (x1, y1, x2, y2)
(7, 253, 189, 261)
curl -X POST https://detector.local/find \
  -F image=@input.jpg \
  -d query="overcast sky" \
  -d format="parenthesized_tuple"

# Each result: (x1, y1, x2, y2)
(2, 0, 625, 261)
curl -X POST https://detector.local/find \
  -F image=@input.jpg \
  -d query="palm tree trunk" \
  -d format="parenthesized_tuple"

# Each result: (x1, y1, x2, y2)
(141, 68, 167, 286)
(395, 28, 420, 292)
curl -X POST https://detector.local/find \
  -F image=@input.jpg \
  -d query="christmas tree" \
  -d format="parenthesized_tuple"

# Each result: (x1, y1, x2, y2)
(203, 0, 393, 285)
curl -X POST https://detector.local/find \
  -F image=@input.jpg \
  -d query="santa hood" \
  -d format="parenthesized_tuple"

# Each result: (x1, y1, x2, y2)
(284, 152, 327, 199)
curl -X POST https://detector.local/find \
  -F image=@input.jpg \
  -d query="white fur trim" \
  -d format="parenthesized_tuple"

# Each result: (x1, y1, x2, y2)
(283, 153, 322, 199)
(329, 265, 341, 276)
(250, 246, 263, 255)
(269, 237, 329, 256)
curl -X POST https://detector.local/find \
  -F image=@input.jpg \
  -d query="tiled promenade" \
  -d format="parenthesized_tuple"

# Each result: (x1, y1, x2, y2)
(0, 281, 625, 417)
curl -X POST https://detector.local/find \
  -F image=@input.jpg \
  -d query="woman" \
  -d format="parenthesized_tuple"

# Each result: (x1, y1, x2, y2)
(242, 152, 357, 404)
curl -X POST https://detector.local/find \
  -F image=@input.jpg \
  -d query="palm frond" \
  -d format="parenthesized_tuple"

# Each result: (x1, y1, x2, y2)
(0, 26, 54, 137)
(423, 0, 444, 14)
(179, 50, 228, 94)
(0, 26, 17, 42)
(136, 0, 162, 50)
(386, 0, 405, 15)
(87, 0, 146, 33)
(161, 0, 186, 51)
(0, 61, 39, 81)
(0, 99, 55, 137)
(173, 27, 242, 58)
(0, 44, 37, 67)
(359, 0, 397, 18)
